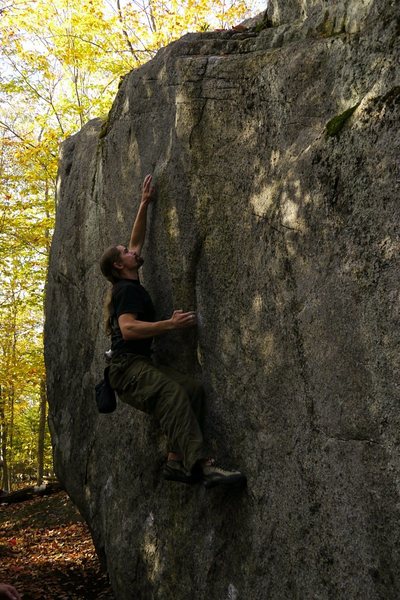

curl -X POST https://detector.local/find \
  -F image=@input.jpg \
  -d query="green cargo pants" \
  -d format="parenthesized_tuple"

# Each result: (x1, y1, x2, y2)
(108, 353, 206, 472)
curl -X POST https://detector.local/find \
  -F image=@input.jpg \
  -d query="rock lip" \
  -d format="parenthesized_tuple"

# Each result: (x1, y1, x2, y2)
(45, 1, 400, 599)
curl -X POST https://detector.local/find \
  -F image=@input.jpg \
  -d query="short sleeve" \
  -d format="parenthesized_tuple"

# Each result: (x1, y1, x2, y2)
(113, 284, 144, 318)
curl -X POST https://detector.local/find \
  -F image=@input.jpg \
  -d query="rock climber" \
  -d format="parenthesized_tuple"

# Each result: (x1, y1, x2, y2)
(99, 174, 246, 489)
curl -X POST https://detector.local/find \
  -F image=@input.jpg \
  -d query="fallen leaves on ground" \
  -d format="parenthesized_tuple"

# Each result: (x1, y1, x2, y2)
(0, 491, 114, 599)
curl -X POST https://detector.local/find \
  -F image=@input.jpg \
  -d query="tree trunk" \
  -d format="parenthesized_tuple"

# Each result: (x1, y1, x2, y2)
(0, 385, 9, 492)
(36, 378, 47, 486)
(1, 480, 63, 504)
(8, 304, 17, 491)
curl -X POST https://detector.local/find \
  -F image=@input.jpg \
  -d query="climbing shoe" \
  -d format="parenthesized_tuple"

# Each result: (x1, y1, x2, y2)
(162, 460, 199, 485)
(201, 460, 247, 489)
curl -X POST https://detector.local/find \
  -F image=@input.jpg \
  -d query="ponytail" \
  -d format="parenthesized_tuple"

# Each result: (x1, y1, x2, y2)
(100, 245, 122, 284)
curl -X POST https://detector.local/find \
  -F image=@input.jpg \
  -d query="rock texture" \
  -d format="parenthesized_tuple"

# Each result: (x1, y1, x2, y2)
(45, 1, 400, 598)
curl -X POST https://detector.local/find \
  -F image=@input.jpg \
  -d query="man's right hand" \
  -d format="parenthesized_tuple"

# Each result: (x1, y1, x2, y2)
(170, 310, 197, 329)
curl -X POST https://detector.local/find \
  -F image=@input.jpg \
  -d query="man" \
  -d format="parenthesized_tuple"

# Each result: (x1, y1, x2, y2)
(100, 175, 245, 489)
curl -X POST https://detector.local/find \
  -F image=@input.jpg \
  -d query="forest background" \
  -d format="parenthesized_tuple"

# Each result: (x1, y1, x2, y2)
(0, 0, 264, 491)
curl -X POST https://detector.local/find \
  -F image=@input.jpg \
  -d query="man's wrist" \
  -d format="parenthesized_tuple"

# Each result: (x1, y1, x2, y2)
(163, 318, 174, 332)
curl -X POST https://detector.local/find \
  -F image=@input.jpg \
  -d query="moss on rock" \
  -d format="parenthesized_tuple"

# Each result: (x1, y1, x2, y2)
(326, 102, 360, 137)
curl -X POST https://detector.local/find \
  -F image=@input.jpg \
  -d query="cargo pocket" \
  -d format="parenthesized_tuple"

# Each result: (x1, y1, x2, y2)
(113, 359, 149, 412)
(118, 377, 143, 410)
(109, 355, 139, 391)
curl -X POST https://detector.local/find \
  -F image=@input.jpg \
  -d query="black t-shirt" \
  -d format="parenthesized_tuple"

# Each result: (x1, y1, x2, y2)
(110, 278, 156, 357)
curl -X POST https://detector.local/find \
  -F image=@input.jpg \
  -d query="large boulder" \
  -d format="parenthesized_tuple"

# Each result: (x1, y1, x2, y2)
(45, 1, 400, 598)
(266, 0, 389, 32)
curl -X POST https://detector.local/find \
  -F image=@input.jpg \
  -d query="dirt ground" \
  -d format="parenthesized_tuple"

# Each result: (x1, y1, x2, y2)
(0, 491, 114, 599)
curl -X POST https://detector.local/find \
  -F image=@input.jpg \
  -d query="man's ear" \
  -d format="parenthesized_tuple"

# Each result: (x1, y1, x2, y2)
(113, 261, 123, 271)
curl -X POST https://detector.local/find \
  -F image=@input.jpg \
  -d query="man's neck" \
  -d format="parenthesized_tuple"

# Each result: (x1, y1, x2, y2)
(119, 268, 139, 280)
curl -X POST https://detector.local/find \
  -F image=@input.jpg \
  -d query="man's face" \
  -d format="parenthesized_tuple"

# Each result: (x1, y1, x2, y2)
(115, 245, 144, 270)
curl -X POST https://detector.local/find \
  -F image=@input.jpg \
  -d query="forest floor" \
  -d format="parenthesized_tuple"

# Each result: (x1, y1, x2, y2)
(0, 491, 114, 599)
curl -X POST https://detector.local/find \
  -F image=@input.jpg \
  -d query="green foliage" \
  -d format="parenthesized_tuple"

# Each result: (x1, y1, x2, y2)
(326, 102, 360, 137)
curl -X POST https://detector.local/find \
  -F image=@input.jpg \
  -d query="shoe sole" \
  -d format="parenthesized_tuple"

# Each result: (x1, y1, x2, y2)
(163, 472, 199, 485)
(203, 475, 247, 490)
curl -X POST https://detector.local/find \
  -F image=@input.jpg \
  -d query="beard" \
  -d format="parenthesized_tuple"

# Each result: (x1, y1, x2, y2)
(136, 255, 145, 267)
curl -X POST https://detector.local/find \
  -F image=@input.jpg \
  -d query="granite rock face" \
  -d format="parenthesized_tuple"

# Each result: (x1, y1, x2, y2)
(45, 1, 400, 598)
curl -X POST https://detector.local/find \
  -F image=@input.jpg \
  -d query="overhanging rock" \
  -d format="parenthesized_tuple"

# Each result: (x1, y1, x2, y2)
(45, 1, 400, 598)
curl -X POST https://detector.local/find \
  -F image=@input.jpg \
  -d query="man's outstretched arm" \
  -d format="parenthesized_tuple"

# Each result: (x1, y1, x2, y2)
(128, 174, 156, 254)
